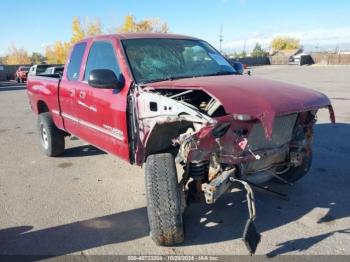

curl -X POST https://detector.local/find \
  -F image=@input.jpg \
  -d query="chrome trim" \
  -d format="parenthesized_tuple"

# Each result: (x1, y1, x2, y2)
(61, 112, 124, 141)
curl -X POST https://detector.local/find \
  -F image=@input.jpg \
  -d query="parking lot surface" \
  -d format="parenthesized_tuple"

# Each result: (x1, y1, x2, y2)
(0, 66, 349, 256)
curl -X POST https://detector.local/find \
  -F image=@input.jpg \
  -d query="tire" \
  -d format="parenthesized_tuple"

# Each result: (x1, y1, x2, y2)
(274, 150, 312, 184)
(16, 77, 20, 83)
(145, 153, 185, 246)
(19, 78, 23, 83)
(37, 112, 65, 157)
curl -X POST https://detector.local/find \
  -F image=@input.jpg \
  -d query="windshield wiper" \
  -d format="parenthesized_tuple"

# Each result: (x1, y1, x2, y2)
(201, 70, 236, 77)
(140, 75, 194, 84)
(139, 71, 235, 85)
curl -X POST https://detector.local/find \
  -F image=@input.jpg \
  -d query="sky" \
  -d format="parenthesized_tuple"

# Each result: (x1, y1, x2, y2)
(1, 0, 350, 55)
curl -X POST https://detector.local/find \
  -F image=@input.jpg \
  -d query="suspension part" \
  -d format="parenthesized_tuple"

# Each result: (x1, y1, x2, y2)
(188, 161, 209, 180)
(187, 161, 209, 202)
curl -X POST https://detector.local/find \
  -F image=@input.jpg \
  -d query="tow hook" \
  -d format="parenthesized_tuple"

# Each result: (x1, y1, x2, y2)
(230, 178, 261, 255)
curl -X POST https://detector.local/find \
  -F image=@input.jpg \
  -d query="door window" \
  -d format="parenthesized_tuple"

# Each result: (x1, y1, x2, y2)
(84, 41, 121, 81)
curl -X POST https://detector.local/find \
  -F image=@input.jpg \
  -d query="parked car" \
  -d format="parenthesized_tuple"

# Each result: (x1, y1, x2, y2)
(28, 64, 52, 76)
(15, 66, 30, 83)
(41, 66, 64, 76)
(26, 33, 334, 254)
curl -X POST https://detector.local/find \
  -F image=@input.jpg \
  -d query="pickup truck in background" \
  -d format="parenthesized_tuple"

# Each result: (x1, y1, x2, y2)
(28, 64, 53, 76)
(15, 66, 30, 83)
(42, 65, 64, 76)
(26, 33, 334, 253)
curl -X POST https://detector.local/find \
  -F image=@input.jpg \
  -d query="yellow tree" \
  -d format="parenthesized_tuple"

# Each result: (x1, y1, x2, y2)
(117, 15, 137, 32)
(4, 44, 31, 65)
(86, 19, 102, 36)
(46, 17, 103, 64)
(270, 36, 300, 51)
(71, 17, 85, 44)
(45, 41, 71, 64)
(117, 15, 169, 33)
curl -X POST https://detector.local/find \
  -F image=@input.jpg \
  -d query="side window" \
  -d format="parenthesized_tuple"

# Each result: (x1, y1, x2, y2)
(84, 41, 121, 81)
(67, 42, 87, 81)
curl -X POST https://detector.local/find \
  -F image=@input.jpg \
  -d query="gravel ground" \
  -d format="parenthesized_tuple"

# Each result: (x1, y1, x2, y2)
(0, 65, 349, 258)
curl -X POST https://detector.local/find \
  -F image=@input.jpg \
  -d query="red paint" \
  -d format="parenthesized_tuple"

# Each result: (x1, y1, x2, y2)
(27, 33, 333, 166)
(15, 66, 29, 82)
(148, 75, 333, 138)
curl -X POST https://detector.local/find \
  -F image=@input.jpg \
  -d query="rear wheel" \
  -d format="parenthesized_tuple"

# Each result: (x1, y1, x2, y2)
(37, 112, 65, 157)
(145, 153, 185, 246)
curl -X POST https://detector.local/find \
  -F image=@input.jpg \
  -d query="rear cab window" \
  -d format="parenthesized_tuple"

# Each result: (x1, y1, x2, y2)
(67, 42, 87, 81)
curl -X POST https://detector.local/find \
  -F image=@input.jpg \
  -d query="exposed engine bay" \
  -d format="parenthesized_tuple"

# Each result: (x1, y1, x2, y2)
(128, 83, 330, 254)
(131, 86, 318, 188)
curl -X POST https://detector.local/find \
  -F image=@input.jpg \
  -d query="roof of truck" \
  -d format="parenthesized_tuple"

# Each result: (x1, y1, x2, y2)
(82, 33, 199, 42)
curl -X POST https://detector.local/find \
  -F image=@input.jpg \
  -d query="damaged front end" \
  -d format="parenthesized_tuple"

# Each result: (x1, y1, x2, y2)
(128, 83, 334, 254)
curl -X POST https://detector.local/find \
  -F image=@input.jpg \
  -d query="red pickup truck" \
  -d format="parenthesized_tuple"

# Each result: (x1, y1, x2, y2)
(27, 33, 334, 253)
(15, 66, 30, 83)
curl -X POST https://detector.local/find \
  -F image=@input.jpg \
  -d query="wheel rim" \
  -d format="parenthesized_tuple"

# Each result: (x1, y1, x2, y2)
(40, 123, 49, 149)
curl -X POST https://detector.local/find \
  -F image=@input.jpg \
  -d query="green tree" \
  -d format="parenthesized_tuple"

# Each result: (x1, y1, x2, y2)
(270, 36, 300, 51)
(238, 50, 247, 58)
(31, 52, 46, 64)
(251, 42, 268, 57)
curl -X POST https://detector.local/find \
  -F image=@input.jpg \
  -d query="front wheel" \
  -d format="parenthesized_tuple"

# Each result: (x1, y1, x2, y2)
(37, 112, 65, 157)
(145, 153, 185, 246)
(275, 150, 312, 184)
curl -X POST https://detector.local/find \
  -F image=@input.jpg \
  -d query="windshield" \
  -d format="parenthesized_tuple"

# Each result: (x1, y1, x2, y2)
(122, 39, 236, 84)
(20, 67, 30, 71)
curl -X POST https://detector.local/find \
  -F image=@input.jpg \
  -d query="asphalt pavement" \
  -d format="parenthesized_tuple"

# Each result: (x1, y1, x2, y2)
(0, 66, 349, 257)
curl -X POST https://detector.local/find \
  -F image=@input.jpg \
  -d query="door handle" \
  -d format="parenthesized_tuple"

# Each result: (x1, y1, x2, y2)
(69, 89, 76, 97)
(79, 91, 86, 99)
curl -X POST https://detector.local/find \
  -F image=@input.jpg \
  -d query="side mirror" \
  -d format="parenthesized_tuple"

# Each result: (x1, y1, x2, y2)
(233, 62, 244, 75)
(88, 69, 123, 89)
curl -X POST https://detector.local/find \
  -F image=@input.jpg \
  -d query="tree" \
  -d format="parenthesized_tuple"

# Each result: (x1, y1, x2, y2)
(71, 17, 86, 44)
(71, 17, 102, 44)
(31, 52, 46, 64)
(45, 17, 103, 64)
(117, 15, 168, 33)
(251, 42, 268, 57)
(45, 41, 71, 64)
(270, 36, 300, 51)
(4, 45, 31, 65)
(44, 15, 169, 64)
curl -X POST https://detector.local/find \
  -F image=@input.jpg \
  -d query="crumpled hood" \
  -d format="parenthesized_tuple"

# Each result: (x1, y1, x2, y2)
(147, 75, 334, 138)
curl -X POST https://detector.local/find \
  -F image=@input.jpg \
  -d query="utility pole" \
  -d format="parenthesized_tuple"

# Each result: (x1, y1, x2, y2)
(219, 26, 223, 53)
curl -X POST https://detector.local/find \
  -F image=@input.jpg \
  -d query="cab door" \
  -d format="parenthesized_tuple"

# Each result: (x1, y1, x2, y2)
(74, 40, 130, 161)
(59, 42, 87, 135)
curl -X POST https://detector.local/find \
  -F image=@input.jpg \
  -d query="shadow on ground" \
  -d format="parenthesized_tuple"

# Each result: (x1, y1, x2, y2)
(61, 145, 106, 158)
(0, 81, 26, 91)
(0, 123, 349, 256)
